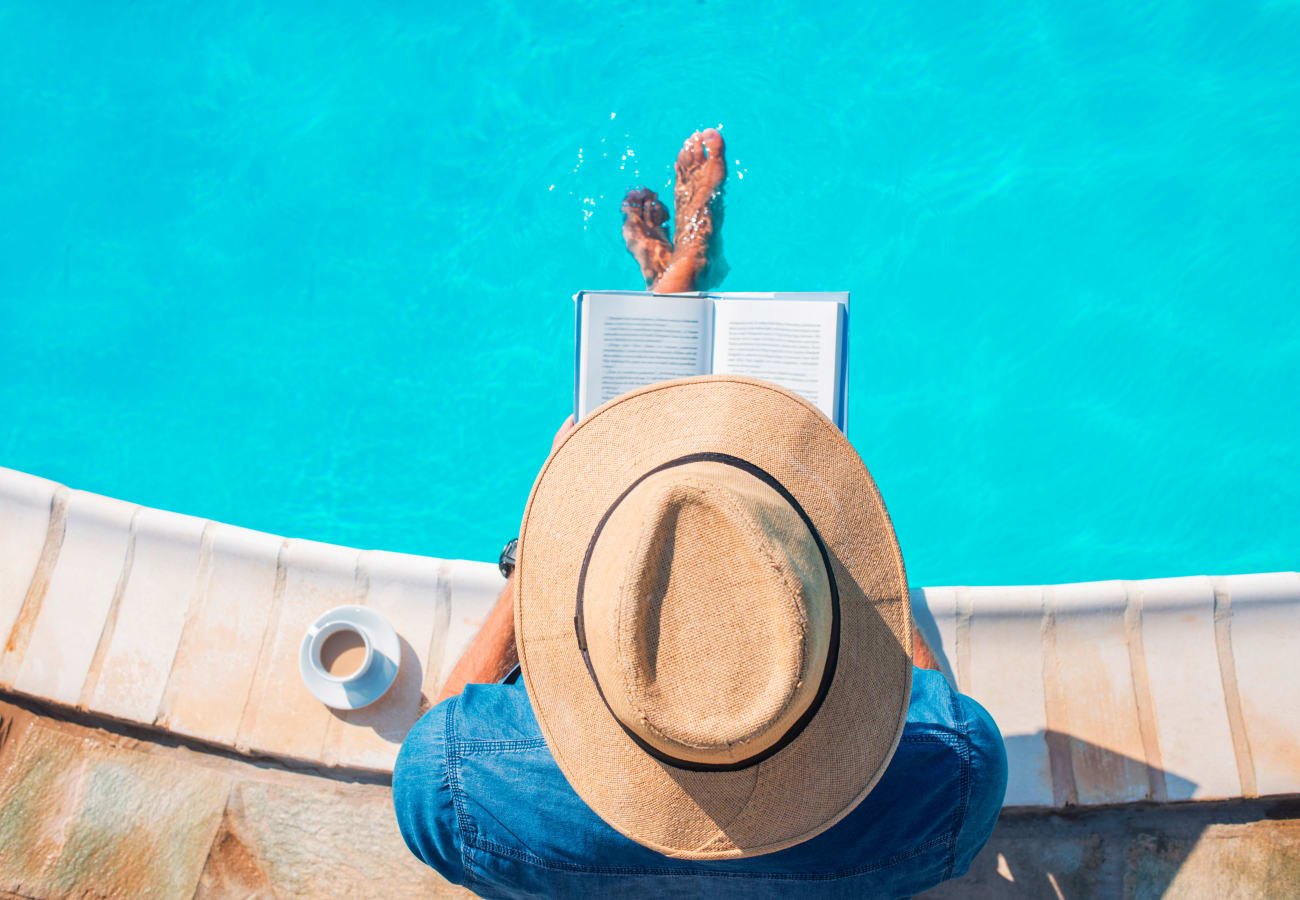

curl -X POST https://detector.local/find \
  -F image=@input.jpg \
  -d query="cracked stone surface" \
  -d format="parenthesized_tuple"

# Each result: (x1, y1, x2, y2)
(3, 694, 1298, 898)
(921, 798, 1300, 898)
(0, 715, 229, 898)
(0, 698, 471, 899)
(207, 779, 461, 898)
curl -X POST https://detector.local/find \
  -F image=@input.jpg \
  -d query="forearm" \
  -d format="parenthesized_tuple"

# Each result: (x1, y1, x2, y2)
(435, 573, 518, 704)
(913, 626, 940, 671)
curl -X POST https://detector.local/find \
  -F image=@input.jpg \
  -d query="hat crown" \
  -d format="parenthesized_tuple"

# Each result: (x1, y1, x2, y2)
(582, 460, 833, 766)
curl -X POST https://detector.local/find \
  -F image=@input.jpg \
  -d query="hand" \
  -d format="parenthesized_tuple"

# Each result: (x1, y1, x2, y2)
(552, 415, 575, 451)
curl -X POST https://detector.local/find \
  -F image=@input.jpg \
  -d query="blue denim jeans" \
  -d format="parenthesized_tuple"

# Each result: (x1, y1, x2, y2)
(393, 666, 1006, 899)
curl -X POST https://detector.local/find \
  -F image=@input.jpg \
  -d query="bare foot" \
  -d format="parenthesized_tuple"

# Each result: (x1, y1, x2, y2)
(621, 187, 674, 287)
(653, 128, 726, 293)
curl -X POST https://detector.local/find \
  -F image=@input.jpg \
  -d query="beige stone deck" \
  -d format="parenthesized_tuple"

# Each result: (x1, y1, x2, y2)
(2, 465, 1298, 896)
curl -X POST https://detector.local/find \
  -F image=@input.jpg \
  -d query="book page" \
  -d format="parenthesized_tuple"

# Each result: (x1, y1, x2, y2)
(577, 293, 712, 419)
(711, 299, 843, 424)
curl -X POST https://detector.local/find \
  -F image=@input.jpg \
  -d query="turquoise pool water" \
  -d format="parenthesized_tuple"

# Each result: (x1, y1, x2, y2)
(2, 2, 1297, 587)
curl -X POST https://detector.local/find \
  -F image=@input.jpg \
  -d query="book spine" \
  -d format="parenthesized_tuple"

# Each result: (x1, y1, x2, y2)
(573, 292, 584, 420)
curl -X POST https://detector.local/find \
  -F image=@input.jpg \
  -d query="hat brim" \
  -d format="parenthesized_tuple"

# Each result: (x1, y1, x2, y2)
(515, 376, 912, 860)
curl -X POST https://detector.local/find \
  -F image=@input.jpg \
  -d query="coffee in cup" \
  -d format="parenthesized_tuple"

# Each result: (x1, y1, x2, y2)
(309, 620, 373, 684)
(320, 627, 368, 678)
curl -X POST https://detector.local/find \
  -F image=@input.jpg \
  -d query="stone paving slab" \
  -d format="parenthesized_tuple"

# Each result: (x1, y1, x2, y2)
(1132, 817, 1300, 897)
(921, 797, 1300, 898)
(213, 778, 462, 898)
(0, 695, 474, 899)
(0, 704, 230, 899)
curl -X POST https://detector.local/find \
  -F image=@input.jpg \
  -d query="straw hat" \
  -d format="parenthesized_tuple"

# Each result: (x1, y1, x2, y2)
(515, 375, 912, 860)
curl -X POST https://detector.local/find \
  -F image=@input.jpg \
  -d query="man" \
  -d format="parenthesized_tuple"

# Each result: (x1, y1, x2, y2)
(393, 129, 1007, 898)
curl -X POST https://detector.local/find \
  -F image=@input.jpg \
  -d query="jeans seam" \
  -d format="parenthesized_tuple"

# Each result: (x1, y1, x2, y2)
(444, 698, 478, 886)
(944, 690, 973, 880)
(457, 737, 550, 753)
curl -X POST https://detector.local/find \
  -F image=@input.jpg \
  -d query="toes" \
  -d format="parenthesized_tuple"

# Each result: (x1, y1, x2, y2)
(621, 186, 650, 216)
(676, 131, 703, 177)
(701, 127, 724, 160)
(644, 192, 668, 226)
(674, 129, 723, 180)
(623, 187, 670, 229)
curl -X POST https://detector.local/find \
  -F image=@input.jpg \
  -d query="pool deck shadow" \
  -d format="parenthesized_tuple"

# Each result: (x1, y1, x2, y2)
(923, 791, 1300, 898)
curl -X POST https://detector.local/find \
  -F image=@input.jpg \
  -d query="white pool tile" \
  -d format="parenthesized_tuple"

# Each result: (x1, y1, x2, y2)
(1223, 572, 1300, 798)
(86, 507, 208, 724)
(0, 469, 60, 671)
(159, 524, 283, 745)
(1048, 580, 1151, 805)
(323, 549, 442, 770)
(237, 538, 361, 762)
(964, 585, 1053, 807)
(1136, 576, 1240, 800)
(12, 491, 137, 706)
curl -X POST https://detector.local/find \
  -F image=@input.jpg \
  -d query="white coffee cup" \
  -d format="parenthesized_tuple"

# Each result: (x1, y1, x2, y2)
(300, 605, 400, 710)
(307, 620, 374, 684)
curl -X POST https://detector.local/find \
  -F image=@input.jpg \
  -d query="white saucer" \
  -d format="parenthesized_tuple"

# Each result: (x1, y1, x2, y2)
(299, 605, 400, 710)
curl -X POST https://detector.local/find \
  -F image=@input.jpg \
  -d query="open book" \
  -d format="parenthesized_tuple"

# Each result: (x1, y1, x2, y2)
(575, 291, 849, 431)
